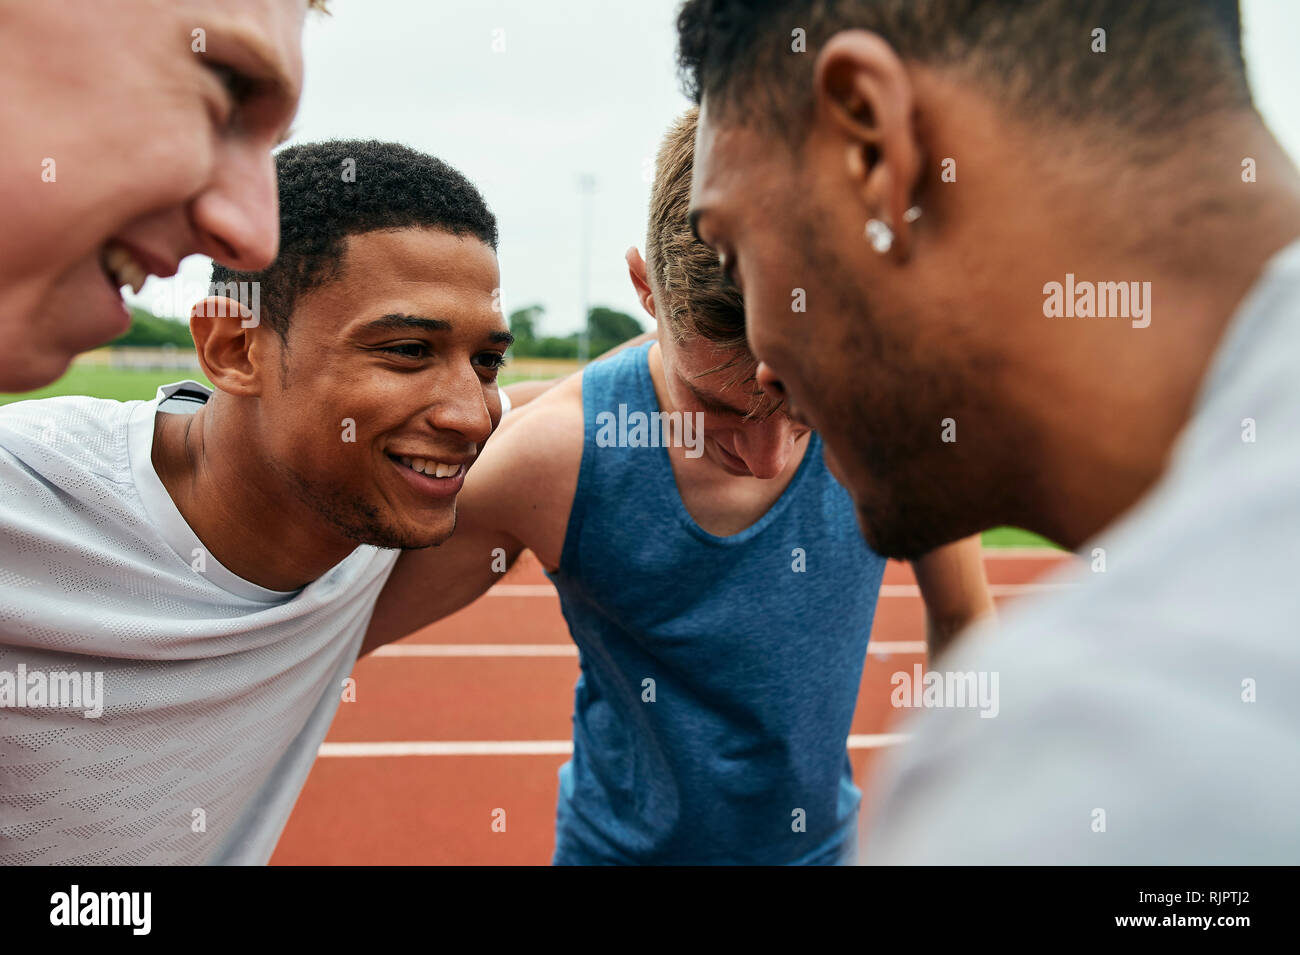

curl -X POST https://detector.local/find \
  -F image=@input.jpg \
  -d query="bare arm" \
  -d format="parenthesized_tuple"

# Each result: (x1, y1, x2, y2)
(910, 534, 996, 661)
(361, 377, 585, 656)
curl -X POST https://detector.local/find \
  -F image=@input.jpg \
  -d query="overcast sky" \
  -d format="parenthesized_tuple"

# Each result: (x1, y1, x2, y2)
(135, 0, 1300, 338)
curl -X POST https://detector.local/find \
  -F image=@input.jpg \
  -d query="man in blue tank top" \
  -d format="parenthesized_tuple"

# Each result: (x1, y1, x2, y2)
(366, 110, 995, 864)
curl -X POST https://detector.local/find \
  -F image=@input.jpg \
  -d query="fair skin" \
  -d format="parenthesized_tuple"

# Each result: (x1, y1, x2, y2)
(0, 0, 309, 392)
(364, 246, 995, 658)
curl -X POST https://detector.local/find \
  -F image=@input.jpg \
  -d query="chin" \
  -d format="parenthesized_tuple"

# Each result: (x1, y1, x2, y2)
(390, 510, 458, 550)
(411, 523, 457, 549)
(854, 501, 926, 562)
(0, 346, 74, 393)
(313, 499, 458, 551)
(852, 504, 887, 555)
(859, 495, 980, 561)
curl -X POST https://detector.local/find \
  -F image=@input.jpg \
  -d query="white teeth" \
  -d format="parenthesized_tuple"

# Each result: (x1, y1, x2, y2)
(101, 242, 150, 294)
(394, 455, 461, 478)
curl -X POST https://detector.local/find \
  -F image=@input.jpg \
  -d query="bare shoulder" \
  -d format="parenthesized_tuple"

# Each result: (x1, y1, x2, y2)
(467, 373, 586, 569)
(494, 372, 583, 455)
(482, 373, 584, 490)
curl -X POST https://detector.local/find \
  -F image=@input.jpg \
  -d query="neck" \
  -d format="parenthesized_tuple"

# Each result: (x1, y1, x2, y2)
(152, 397, 358, 592)
(994, 119, 1300, 548)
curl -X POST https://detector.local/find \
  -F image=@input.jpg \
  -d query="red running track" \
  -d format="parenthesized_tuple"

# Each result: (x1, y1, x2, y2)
(270, 548, 1073, 865)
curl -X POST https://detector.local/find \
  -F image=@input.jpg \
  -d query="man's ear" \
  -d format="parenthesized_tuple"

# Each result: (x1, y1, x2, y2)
(813, 30, 924, 259)
(625, 246, 657, 320)
(189, 296, 268, 396)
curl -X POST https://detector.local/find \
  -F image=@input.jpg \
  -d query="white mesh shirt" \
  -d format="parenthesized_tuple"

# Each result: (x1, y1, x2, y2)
(0, 383, 399, 864)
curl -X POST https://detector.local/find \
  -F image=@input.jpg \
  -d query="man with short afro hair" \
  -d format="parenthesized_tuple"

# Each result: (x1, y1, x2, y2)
(211, 139, 499, 340)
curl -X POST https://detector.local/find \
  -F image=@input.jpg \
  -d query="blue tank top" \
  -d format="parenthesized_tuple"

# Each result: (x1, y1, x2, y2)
(546, 343, 888, 864)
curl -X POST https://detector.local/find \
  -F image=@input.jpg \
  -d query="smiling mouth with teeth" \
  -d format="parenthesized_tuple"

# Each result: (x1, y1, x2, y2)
(391, 455, 466, 479)
(101, 242, 151, 294)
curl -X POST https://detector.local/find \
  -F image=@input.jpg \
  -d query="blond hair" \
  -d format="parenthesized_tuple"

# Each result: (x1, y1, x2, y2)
(646, 107, 746, 354)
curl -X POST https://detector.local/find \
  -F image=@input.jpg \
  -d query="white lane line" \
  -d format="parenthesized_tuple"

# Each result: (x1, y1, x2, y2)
(374, 644, 576, 657)
(318, 735, 909, 758)
(868, 641, 927, 655)
(847, 734, 910, 749)
(321, 740, 573, 757)
(487, 582, 1075, 598)
(373, 641, 928, 658)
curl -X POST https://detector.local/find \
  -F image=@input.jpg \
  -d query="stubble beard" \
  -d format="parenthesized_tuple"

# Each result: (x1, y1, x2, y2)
(273, 458, 456, 551)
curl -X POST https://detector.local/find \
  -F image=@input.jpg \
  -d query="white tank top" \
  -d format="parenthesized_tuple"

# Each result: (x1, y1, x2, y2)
(0, 383, 398, 864)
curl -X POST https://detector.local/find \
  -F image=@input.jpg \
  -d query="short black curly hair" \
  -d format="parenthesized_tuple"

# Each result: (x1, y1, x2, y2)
(209, 139, 498, 339)
(677, 0, 1250, 149)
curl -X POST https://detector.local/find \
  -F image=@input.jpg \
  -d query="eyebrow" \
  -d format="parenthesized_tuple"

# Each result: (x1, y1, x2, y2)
(363, 313, 515, 346)
(211, 23, 299, 104)
(681, 375, 750, 416)
(365, 314, 452, 333)
(201, 21, 302, 149)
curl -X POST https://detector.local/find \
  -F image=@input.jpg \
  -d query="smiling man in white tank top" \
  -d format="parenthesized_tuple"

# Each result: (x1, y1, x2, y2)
(0, 140, 513, 864)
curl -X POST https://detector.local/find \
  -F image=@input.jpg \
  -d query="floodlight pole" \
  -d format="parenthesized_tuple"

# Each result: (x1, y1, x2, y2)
(577, 174, 596, 363)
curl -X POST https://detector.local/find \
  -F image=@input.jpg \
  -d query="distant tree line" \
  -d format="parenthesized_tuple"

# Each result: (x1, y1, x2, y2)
(111, 309, 195, 348)
(108, 304, 645, 360)
(508, 304, 643, 359)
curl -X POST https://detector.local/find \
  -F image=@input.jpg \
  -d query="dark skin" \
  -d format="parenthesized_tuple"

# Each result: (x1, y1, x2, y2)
(690, 30, 1300, 558)
(153, 227, 511, 592)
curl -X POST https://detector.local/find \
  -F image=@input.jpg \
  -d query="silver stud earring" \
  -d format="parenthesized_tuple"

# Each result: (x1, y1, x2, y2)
(865, 218, 894, 254)
(865, 206, 922, 255)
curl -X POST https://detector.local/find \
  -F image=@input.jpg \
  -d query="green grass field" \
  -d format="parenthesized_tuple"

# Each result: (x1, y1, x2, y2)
(2, 364, 1062, 550)
(979, 526, 1061, 549)
(0, 364, 540, 407)
(0, 365, 215, 406)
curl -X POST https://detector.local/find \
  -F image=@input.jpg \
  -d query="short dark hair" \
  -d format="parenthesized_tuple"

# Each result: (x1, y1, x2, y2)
(210, 139, 498, 338)
(677, 0, 1251, 147)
